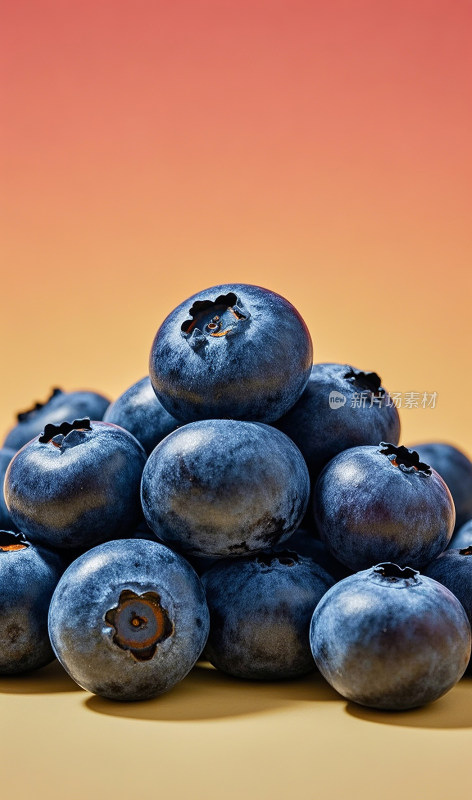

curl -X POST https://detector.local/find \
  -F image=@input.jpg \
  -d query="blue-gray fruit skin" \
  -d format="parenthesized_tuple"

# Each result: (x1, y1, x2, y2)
(275, 363, 400, 483)
(424, 547, 472, 672)
(449, 519, 472, 550)
(3, 388, 110, 451)
(202, 550, 334, 679)
(48, 539, 210, 701)
(141, 419, 310, 559)
(149, 283, 313, 424)
(0, 448, 17, 530)
(310, 563, 471, 710)
(103, 377, 179, 455)
(5, 419, 146, 550)
(0, 530, 65, 674)
(282, 528, 351, 582)
(410, 442, 472, 531)
(314, 443, 455, 572)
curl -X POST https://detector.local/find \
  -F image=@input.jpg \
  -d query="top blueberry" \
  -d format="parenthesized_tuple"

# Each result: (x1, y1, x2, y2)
(3, 388, 110, 451)
(275, 362, 401, 482)
(149, 284, 313, 423)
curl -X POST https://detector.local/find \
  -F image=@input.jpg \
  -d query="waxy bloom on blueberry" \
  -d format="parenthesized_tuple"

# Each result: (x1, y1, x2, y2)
(0, 530, 65, 674)
(141, 419, 310, 558)
(202, 550, 334, 679)
(48, 539, 210, 701)
(310, 562, 471, 710)
(104, 377, 179, 455)
(149, 284, 313, 423)
(314, 443, 455, 571)
(5, 419, 146, 549)
(3, 387, 109, 451)
(276, 363, 400, 482)
(425, 546, 472, 671)
(410, 442, 472, 531)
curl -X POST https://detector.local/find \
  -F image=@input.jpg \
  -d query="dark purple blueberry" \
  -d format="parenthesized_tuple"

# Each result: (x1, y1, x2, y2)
(281, 528, 352, 582)
(3, 388, 110, 451)
(449, 519, 472, 550)
(0, 448, 17, 531)
(48, 539, 209, 701)
(314, 443, 455, 571)
(310, 562, 471, 710)
(5, 419, 146, 549)
(149, 284, 313, 423)
(425, 546, 472, 671)
(103, 377, 179, 455)
(275, 363, 400, 482)
(141, 419, 310, 558)
(202, 550, 334, 679)
(410, 442, 472, 531)
(0, 530, 65, 674)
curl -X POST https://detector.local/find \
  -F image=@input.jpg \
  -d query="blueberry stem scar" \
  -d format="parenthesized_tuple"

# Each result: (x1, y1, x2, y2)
(379, 443, 431, 475)
(0, 530, 29, 552)
(105, 589, 173, 661)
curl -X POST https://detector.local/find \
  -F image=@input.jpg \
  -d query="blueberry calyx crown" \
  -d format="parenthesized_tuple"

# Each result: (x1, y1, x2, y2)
(0, 530, 29, 552)
(17, 387, 63, 422)
(256, 550, 299, 568)
(105, 589, 173, 661)
(379, 442, 431, 475)
(459, 546, 472, 557)
(373, 563, 419, 582)
(344, 368, 384, 399)
(39, 418, 92, 448)
(180, 292, 250, 350)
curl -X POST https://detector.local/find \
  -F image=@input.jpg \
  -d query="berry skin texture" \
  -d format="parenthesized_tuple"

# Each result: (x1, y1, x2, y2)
(5, 419, 147, 550)
(283, 528, 352, 582)
(141, 419, 310, 559)
(0, 530, 65, 674)
(3, 388, 110, 451)
(149, 283, 313, 423)
(275, 363, 400, 482)
(425, 547, 472, 671)
(103, 377, 180, 455)
(410, 442, 472, 531)
(0, 448, 17, 531)
(449, 519, 472, 550)
(310, 563, 471, 710)
(48, 539, 210, 701)
(202, 550, 334, 679)
(314, 443, 455, 572)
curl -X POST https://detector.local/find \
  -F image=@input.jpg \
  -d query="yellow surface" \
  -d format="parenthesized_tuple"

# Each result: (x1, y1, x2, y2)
(1, 660, 471, 800)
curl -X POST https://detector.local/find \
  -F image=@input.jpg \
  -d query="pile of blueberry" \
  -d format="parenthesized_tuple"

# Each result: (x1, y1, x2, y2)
(2, 283, 472, 709)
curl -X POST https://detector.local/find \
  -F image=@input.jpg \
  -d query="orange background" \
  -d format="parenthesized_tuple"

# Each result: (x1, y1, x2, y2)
(1, 3, 472, 800)
(2, 0, 471, 453)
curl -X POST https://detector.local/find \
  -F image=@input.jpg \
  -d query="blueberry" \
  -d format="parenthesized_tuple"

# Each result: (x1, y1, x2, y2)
(409, 442, 472, 531)
(103, 377, 179, 455)
(282, 528, 352, 582)
(3, 387, 110, 451)
(202, 550, 334, 679)
(425, 546, 472, 670)
(0, 448, 17, 531)
(310, 562, 471, 710)
(141, 419, 310, 558)
(5, 419, 146, 549)
(149, 284, 313, 423)
(275, 363, 400, 483)
(48, 539, 210, 701)
(449, 519, 472, 550)
(0, 530, 65, 674)
(314, 443, 455, 571)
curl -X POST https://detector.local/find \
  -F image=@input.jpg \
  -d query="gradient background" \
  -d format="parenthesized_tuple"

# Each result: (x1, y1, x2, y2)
(1, 2, 471, 799)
